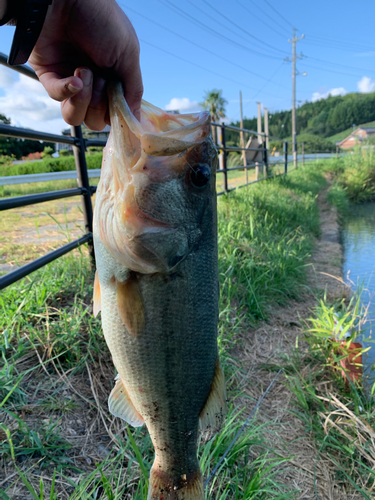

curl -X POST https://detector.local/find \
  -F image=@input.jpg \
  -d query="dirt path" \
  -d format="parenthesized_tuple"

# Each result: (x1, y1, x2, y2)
(236, 189, 358, 499)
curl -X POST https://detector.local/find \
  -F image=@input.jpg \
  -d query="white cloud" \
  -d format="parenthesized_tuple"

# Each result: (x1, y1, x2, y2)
(311, 87, 347, 102)
(357, 76, 375, 93)
(15, 73, 49, 95)
(165, 97, 200, 113)
(0, 65, 16, 87)
(0, 69, 66, 133)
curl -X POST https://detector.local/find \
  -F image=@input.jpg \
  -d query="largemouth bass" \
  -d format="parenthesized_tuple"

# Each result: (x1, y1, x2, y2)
(93, 83, 226, 500)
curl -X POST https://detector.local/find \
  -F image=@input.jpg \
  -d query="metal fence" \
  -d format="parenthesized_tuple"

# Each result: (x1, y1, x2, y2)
(0, 53, 291, 291)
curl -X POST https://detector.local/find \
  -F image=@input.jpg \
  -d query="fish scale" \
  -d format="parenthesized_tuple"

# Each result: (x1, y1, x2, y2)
(93, 82, 227, 500)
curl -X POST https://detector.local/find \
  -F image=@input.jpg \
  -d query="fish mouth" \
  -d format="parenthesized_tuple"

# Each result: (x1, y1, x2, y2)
(133, 205, 172, 230)
(94, 82, 213, 273)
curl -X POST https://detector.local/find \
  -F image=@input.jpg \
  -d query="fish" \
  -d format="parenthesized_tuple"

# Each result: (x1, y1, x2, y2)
(93, 82, 227, 500)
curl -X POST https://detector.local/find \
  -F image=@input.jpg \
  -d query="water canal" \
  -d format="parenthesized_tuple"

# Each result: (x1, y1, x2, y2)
(341, 202, 375, 389)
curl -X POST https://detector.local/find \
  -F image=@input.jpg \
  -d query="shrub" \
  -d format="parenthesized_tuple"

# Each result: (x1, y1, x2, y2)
(41, 146, 54, 158)
(2, 152, 103, 176)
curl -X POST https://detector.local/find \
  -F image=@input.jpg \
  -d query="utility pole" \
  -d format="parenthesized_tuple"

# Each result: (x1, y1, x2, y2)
(256, 102, 262, 179)
(264, 107, 269, 151)
(257, 102, 262, 144)
(239, 91, 246, 167)
(286, 29, 305, 169)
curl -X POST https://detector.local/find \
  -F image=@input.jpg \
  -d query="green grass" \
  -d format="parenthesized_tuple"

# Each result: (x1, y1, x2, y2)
(286, 363, 375, 497)
(314, 148, 375, 204)
(0, 164, 330, 498)
(218, 165, 324, 321)
(278, 156, 375, 497)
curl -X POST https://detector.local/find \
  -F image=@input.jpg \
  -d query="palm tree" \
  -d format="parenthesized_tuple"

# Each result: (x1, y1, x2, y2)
(200, 89, 227, 143)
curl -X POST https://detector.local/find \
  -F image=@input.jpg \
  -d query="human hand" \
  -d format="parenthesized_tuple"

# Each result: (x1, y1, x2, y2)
(28, 0, 143, 129)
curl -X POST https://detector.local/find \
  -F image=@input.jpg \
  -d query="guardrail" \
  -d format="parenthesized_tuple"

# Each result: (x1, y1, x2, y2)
(0, 52, 290, 290)
(0, 53, 107, 290)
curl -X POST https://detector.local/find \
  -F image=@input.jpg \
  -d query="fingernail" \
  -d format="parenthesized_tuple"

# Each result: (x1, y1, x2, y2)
(68, 83, 81, 93)
(78, 68, 92, 86)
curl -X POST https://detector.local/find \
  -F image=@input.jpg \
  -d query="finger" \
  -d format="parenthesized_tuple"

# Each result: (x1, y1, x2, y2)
(83, 77, 108, 131)
(38, 71, 83, 102)
(61, 67, 93, 126)
(118, 47, 143, 121)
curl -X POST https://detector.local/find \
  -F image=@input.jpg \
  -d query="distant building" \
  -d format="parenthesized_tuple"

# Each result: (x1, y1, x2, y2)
(338, 126, 375, 149)
(55, 124, 111, 154)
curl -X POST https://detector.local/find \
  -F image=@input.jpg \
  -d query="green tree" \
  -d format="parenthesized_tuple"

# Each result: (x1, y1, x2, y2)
(200, 89, 227, 144)
(200, 89, 227, 122)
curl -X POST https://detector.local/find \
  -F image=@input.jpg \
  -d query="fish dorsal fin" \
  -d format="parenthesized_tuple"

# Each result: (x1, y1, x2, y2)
(116, 275, 145, 337)
(109, 376, 144, 427)
(93, 271, 101, 317)
(199, 358, 227, 438)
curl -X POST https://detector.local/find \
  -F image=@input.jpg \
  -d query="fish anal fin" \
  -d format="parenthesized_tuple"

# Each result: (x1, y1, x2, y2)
(93, 270, 101, 317)
(109, 377, 144, 427)
(116, 274, 144, 337)
(199, 358, 227, 438)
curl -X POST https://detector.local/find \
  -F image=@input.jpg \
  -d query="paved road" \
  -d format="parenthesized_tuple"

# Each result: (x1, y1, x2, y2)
(0, 153, 346, 186)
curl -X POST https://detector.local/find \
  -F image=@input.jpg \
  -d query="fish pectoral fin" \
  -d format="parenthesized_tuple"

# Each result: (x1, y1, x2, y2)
(108, 377, 144, 427)
(93, 270, 101, 317)
(116, 274, 145, 337)
(199, 357, 227, 437)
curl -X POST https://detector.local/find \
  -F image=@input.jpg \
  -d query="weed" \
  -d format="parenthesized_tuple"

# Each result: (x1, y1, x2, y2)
(0, 414, 72, 468)
(0, 164, 328, 498)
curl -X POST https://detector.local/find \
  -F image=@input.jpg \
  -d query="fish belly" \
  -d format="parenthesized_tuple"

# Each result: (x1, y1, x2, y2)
(94, 230, 219, 499)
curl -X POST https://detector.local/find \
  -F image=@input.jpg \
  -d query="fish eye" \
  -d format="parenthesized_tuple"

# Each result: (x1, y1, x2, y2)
(190, 164, 211, 189)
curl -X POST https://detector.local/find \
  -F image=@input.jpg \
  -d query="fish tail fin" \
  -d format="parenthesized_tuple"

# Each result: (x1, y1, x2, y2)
(147, 467, 204, 500)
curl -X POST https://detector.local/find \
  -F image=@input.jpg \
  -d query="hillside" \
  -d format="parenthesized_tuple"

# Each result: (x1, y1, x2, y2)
(229, 91, 375, 142)
(326, 120, 375, 143)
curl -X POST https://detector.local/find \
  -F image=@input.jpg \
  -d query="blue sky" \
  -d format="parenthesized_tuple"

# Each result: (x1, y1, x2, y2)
(0, 0, 374, 134)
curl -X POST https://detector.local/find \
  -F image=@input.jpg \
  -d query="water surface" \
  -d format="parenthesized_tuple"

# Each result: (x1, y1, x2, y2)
(341, 203, 375, 385)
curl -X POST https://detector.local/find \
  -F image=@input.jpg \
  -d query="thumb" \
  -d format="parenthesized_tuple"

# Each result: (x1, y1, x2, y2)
(38, 71, 84, 102)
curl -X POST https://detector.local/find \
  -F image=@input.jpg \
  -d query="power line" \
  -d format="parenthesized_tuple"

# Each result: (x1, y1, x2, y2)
(239, 63, 286, 118)
(139, 38, 284, 98)
(195, 0, 289, 56)
(157, 0, 282, 60)
(245, 0, 290, 37)
(235, 0, 287, 39)
(306, 34, 374, 52)
(251, 62, 286, 99)
(308, 55, 375, 75)
(305, 39, 373, 52)
(262, 0, 295, 30)
(121, 3, 289, 89)
(303, 61, 372, 78)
